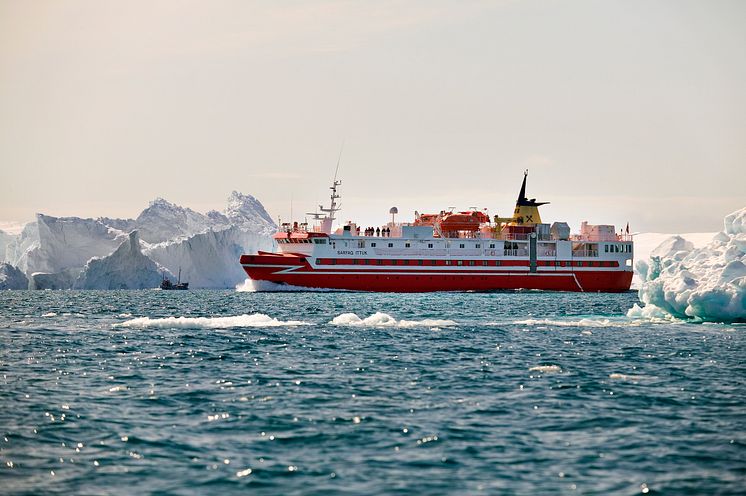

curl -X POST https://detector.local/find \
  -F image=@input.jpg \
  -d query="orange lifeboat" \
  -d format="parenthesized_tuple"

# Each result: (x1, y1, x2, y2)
(439, 211, 489, 232)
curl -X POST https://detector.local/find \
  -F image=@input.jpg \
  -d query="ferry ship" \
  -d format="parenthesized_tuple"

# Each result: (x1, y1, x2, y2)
(240, 172, 633, 292)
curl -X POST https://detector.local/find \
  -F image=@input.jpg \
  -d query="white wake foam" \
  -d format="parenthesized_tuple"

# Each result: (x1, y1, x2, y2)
(235, 278, 345, 292)
(330, 312, 457, 328)
(115, 313, 310, 329)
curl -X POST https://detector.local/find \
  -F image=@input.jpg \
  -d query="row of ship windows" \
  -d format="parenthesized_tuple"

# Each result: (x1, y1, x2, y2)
(277, 239, 314, 244)
(316, 259, 619, 267)
(350, 242, 632, 251)
(367, 242, 496, 249)
(606, 244, 632, 253)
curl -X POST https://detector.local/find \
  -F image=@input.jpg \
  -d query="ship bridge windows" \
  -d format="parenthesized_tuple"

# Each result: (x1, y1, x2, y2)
(313, 238, 327, 245)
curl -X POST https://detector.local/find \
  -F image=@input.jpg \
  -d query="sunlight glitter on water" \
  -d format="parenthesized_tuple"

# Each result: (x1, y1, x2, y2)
(0, 290, 743, 495)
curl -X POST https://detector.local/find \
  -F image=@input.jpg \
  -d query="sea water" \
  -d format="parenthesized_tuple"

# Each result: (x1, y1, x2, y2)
(0, 290, 744, 494)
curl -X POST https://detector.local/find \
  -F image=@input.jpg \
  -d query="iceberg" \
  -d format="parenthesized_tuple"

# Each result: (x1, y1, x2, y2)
(1, 191, 275, 290)
(629, 207, 746, 323)
(0, 263, 28, 290)
(75, 231, 170, 290)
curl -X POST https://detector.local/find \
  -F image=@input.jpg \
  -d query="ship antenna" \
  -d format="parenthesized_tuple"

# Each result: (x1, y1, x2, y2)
(333, 139, 345, 183)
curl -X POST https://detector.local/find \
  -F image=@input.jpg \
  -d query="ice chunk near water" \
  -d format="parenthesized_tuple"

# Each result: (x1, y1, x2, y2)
(634, 235, 695, 282)
(330, 312, 458, 327)
(629, 207, 746, 323)
(29, 268, 82, 290)
(75, 231, 171, 289)
(0, 263, 28, 290)
(632, 232, 715, 288)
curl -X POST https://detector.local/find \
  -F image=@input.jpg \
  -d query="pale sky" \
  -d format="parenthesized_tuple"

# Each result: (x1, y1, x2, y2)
(1, 0, 744, 233)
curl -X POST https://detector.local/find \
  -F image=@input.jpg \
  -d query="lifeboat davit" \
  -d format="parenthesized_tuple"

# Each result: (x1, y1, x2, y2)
(414, 213, 440, 227)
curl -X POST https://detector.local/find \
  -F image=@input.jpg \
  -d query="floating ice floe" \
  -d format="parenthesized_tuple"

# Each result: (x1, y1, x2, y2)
(628, 207, 746, 323)
(115, 313, 310, 329)
(330, 312, 457, 328)
(609, 373, 650, 381)
(529, 365, 561, 373)
(512, 318, 617, 328)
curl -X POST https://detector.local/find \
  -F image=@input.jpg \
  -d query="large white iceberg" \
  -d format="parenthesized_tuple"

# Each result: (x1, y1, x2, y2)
(629, 207, 746, 323)
(5, 214, 128, 275)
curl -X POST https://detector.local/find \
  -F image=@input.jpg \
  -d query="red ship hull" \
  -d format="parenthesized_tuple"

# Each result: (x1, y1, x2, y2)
(240, 253, 633, 293)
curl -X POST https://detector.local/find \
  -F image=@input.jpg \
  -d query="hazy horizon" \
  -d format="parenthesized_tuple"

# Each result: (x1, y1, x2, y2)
(1, 0, 744, 233)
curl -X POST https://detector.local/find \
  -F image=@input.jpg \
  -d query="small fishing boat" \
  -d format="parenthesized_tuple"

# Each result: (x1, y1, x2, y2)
(160, 268, 189, 290)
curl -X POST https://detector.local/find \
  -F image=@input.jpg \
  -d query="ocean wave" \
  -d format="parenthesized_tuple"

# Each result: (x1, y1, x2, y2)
(235, 279, 347, 292)
(114, 313, 310, 329)
(330, 312, 457, 328)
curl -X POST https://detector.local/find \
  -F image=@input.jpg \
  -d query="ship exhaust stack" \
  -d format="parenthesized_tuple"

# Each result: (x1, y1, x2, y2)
(492, 170, 549, 226)
(512, 170, 549, 225)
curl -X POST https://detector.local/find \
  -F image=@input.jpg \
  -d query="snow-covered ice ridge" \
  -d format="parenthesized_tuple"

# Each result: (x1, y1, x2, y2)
(0, 191, 276, 289)
(629, 207, 746, 323)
